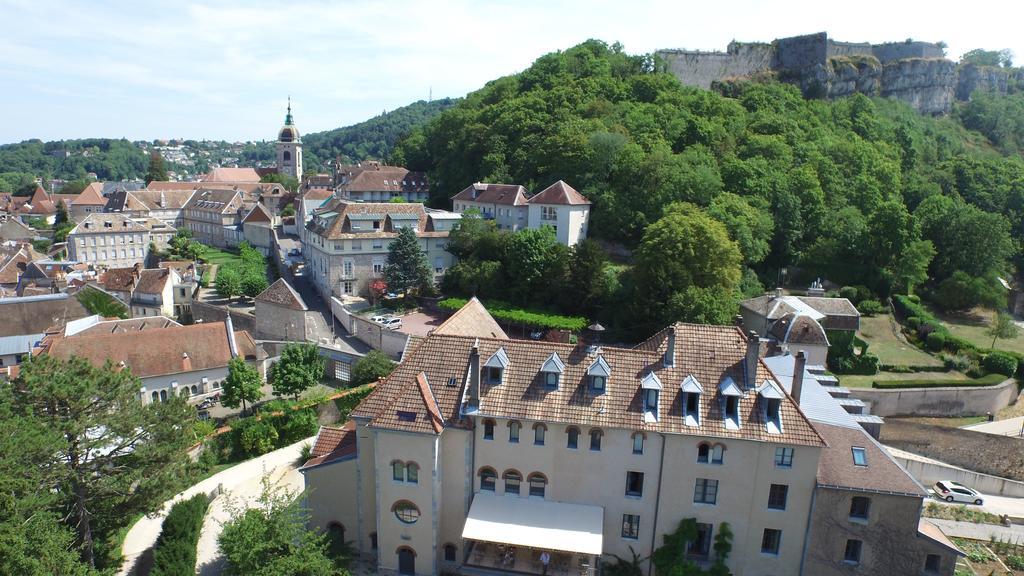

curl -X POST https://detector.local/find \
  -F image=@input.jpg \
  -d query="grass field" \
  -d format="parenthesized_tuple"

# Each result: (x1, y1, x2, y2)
(199, 246, 245, 268)
(931, 306, 1024, 354)
(857, 313, 943, 366)
(840, 370, 971, 388)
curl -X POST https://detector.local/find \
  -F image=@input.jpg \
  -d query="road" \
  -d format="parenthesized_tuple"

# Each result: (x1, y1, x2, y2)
(118, 437, 310, 576)
(964, 416, 1024, 438)
(927, 517, 1024, 542)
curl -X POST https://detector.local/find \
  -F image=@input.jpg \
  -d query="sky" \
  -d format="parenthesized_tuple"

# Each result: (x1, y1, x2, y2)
(2, 0, 1022, 144)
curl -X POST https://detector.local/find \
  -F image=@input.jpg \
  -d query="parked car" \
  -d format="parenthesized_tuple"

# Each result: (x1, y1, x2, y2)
(198, 398, 215, 410)
(288, 248, 301, 257)
(381, 317, 403, 330)
(933, 480, 984, 505)
(197, 410, 211, 421)
(370, 315, 389, 324)
(529, 330, 545, 341)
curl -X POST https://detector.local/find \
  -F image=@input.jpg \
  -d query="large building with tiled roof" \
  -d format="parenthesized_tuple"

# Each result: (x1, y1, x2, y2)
(66, 212, 170, 269)
(740, 290, 860, 365)
(334, 161, 429, 203)
(304, 199, 460, 300)
(40, 318, 262, 405)
(452, 180, 591, 245)
(302, 301, 959, 576)
(181, 188, 256, 248)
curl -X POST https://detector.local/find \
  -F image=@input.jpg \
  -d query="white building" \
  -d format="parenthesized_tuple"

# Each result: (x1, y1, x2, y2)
(67, 213, 169, 269)
(451, 180, 591, 246)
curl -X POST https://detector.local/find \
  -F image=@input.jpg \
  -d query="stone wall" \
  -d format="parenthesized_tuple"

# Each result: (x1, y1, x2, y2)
(849, 378, 1016, 417)
(659, 45, 773, 90)
(330, 297, 409, 360)
(872, 41, 946, 64)
(254, 299, 308, 342)
(825, 39, 873, 60)
(774, 32, 828, 70)
(892, 452, 1024, 499)
(190, 301, 257, 334)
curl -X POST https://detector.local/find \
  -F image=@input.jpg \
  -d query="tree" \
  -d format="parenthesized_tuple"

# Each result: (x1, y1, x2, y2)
(350, 350, 395, 386)
(269, 343, 326, 400)
(384, 226, 431, 294)
(169, 228, 205, 261)
(707, 192, 773, 265)
(961, 48, 1014, 68)
(216, 267, 242, 300)
(506, 226, 569, 305)
(260, 173, 299, 193)
(241, 271, 270, 299)
(218, 477, 341, 576)
(222, 357, 263, 415)
(931, 271, 1005, 311)
(55, 199, 71, 226)
(894, 239, 935, 295)
(988, 312, 1020, 350)
(916, 196, 1013, 280)
(9, 354, 194, 568)
(145, 152, 168, 184)
(561, 239, 613, 316)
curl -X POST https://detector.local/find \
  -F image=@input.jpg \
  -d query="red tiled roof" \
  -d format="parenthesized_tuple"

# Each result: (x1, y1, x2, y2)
(255, 278, 306, 311)
(73, 317, 181, 335)
(147, 181, 202, 191)
(135, 268, 173, 295)
(432, 297, 508, 339)
(336, 164, 428, 194)
(451, 183, 529, 206)
(74, 183, 108, 206)
(527, 180, 590, 205)
(302, 422, 358, 468)
(99, 267, 139, 292)
(242, 203, 272, 224)
(308, 199, 442, 240)
(131, 189, 196, 210)
(201, 167, 261, 183)
(0, 247, 33, 284)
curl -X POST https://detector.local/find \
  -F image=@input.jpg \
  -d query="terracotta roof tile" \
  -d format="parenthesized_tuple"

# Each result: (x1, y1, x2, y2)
(74, 183, 108, 206)
(134, 268, 173, 295)
(255, 278, 306, 311)
(201, 167, 261, 183)
(0, 293, 91, 338)
(74, 316, 182, 335)
(130, 189, 197, 210)
(768, 313, 829, 346)
(918, 519, 963, 555)
(432, 297, 508, 339)
(336, 164, 428, 194)
(302, 422, 358, 469)
(814, 422, 925, 496)
(451, 183, 529, 206)
(527, 180, 590, 205)
(0, 247, 33, 284)
(242, 202, 272, 224)
(99, 267, 139, 292)
(308, 199, 448, 241)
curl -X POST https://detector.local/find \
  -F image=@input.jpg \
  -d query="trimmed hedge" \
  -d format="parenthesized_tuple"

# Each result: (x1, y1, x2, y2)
(872, 373, 1009, 389)
(984, 352, 1019, 378)
(878, 364, 949, 373)
(151, 494, 209, 576)
(439, 297, 587, 331)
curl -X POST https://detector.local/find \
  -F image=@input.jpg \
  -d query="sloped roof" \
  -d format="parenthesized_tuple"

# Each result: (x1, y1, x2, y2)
(917, 519, 963, 556)
(527, 180, 590, 206)
(242, 202, 273, 224)
(184, 188, 244, 214)
(99, 267, 139, 292)
(130, 189, 197, 211)
(432, 297, 508, 339)
(336, 163, 428, 194)
(0, 246, 34, 284)
(75, 183, 108, 206)
(741, 294, 859, 331)
(451, 183, 529, 206)
(70, 213, 148, 235)
(135, 268, 173, 295)
(0, 293, 91, 338)
(353, 324, 824, 446)
(72, 316, 181, 335)
(301, 422, 358, 469)
(814, 421, 925, 497)
(44, 321, 258, 378)
(147, 181, 202, 191)
(0, 217, 35, 240)
(768, 313, 829, 346)
(307, 199, 448, 240)
(255, 278, 307, 311)
(202, 167, 261, 183)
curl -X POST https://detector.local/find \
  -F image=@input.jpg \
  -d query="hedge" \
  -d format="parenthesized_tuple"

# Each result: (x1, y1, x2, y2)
(984, 352, 1019, 378)
(878, 364, 949, 373)
(439, 298, 587, 332)
(872, 373, 1009, 389)
(150, 494, 209, 576)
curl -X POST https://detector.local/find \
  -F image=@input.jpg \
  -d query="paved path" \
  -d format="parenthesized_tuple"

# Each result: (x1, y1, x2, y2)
(118, 438, 311, 576)
(964, 416, 1024, 437)
(928, 518, 1024, 542)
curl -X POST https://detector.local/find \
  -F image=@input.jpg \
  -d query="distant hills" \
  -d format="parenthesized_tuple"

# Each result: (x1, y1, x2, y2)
(0, 98, 459, 193)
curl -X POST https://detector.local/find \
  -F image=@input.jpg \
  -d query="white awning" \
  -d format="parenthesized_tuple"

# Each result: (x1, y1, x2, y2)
(462, 492, 604, 555)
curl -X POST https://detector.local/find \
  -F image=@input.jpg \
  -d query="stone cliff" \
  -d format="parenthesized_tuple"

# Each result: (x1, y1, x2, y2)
(658, 32, 1020, 114)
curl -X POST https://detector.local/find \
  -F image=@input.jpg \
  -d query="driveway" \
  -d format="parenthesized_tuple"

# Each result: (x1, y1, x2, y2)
(931, 491, 1024, 520)
(118, 437, 310, 576)
(963, 416, 1024, 437)
(398, 309, 446, 337)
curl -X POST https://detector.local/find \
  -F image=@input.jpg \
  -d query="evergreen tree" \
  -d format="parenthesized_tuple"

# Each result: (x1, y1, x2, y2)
(9, 354, 193, 568)
(269, 343, 326, 400)
(384, 226, 431, 294)
(145, 152, 168, 184)
(222, 357, 263, 416)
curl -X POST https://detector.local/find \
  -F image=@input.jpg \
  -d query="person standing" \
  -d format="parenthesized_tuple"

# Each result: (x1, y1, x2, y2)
(541, 551, 551, 575)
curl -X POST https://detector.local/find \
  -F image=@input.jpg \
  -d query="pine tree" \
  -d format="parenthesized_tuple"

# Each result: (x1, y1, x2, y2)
(145, 152, 168, 184)
(384, 226, 431, 294)
(222, 357, 263, 415)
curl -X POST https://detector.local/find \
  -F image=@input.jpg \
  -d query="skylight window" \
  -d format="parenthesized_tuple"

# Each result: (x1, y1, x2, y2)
(397, 411, 417, 422)
(851, 447, 868, 467)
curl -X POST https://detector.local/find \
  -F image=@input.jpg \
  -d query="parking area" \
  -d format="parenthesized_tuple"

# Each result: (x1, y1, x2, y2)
(396, 310, 446, 337)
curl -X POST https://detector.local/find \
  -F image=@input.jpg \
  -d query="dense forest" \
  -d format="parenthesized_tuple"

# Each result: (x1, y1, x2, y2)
(0, 99, 456, 192)
(394, 40, 1024, 337)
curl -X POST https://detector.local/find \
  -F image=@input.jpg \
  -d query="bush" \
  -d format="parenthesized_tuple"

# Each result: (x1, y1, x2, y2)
(1008, 555, 1024, 570)
(438, 297, 587, 331)
(907, 294, 921, 304)
(926, 332, 946, 352)
(857, 299, 885, 316)
(839, 286, 858, 303)
(238, 418, 279, 457)
(351, 350, 396, 387)
(906, 316, 921, 329)
(150, 494, 209, 576)
(278, 409, 319, 445)
(872, 373, 1008, 389)
(984, 351, 1019, 377)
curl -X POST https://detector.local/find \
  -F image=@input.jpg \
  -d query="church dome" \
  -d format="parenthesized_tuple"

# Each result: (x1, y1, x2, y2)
(278, 124, 299, 143)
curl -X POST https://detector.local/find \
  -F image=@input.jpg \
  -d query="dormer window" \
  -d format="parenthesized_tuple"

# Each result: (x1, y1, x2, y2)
(680, 374, 702, 427)
(641, 372, 662, 423)
(758, 379, 785, 435)
(484, 347, 509, 385)
(588, 355, 610, 393)
(719, 375, 743, 430)
(540, 352, 564, 390)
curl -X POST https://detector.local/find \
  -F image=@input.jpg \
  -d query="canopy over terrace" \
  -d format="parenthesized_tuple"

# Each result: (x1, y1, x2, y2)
(462, 492, 604, 555)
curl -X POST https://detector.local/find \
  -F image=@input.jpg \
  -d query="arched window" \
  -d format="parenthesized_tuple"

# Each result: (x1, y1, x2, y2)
(533, 423, 547, 446)
(159, 389, 167, 401)
(327, 522, 345, 550)
(697, 443, 710, 463)
(444, 543, 457, 562)
(180, 387, 189, 397)
(567, 426, 580, 449)
(589, 428, 603, 451)
(503, 470, 522, 495)
(392, 500, 420, 524)
(508, 421, 521, 443)
(392, 460, 405, 481)
(632, 432, 645, 455)
(479, 467, 497, 492)
(151, 391, 159, 402)
(406, 462, 419, 484)
(528, 473, 547, 498)
(190, 385, 198, 394)
(711, 444, 725, 464)
(283, 150, 292, 162)
(483, 419, 495, 441)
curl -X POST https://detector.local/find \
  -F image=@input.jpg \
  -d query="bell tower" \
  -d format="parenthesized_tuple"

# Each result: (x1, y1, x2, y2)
(275, 97, 302, 178)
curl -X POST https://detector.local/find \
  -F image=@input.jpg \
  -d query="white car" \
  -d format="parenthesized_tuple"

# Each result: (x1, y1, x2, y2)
(380, 317, 403, 330)
(370, 315, 388, 324)
(933, 480, 984, 505)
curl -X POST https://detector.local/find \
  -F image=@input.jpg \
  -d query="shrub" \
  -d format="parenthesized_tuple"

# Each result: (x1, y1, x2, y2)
(983, 351, 1019, 377)
(857, 299, 885, 316)
(839, 286, 858, 303)
(278, 409, 319, 445)
(239, 418, 279, 457)
(438, 297, 587, 331)
(351, 350, 396, 387)
(906, 316, 921, 329)
(872, 373, 1007, 389)
(926, 332, 946, 352)
(907, 294, 921, 304)
(1008, 555, 1024, 570)
(150, 494, 209, 576)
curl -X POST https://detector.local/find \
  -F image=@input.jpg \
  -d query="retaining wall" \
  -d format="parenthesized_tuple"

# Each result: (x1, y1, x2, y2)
(190, 301, 257, 334)
(330, 297, 408, 360)
(850, 378, 1016, 417)
(892, 452, 1024, 498)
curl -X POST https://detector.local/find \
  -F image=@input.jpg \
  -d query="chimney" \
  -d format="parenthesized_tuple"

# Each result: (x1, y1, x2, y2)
(132, 262, 141, 282)
(467, 339, 481, 410)
(733, 314, 744, 328)
(182, 351, 192, 372)
(792, 350, 806, 404)
(745, 331, 760, 389)
(663, 329, 676, 368)
(225, 315, 238, 357)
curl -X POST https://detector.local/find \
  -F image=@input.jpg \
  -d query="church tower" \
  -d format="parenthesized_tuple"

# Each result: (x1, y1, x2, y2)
(276, 97, 302, 178)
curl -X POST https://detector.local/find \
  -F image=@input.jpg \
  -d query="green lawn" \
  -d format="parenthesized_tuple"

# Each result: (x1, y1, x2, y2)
(931, 306, 1024, 354)
(857, 313, 943, 366)
(200, 246, 246, 268)
(840, 370, 971, 388)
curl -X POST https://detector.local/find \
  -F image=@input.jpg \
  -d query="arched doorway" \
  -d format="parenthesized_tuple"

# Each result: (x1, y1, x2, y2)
(397, 547, 415, 575)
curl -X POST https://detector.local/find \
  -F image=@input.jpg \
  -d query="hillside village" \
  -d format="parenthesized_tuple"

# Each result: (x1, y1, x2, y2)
(7, 29, 1024, 576)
